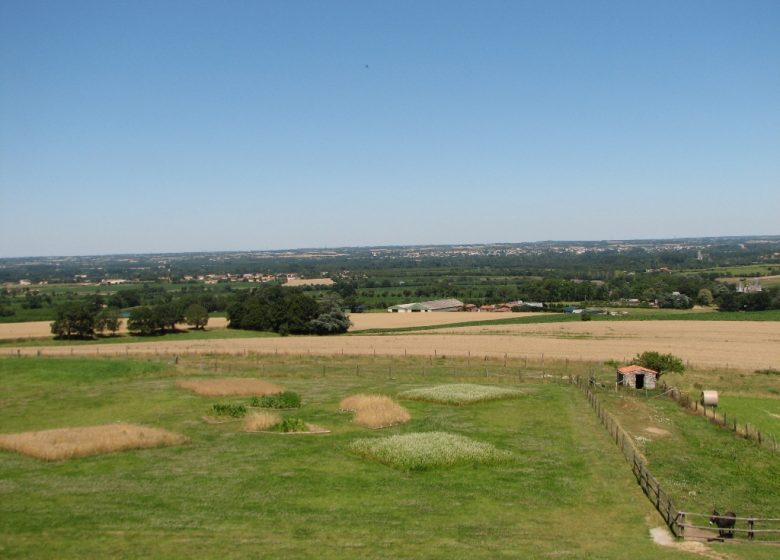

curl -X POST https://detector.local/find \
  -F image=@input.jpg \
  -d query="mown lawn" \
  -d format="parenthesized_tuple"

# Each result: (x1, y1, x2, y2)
(0, 355, 734, 559)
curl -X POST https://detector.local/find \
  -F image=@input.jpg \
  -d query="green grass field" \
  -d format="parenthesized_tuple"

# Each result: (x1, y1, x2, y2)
(599, 391, 780, 517)
(716, 395, 780, 440)
(8, 355, 775, 558)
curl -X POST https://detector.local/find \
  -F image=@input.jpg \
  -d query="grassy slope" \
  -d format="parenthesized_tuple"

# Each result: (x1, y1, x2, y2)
(0, 355, 718, 559)
(599, 391, 780, 517)
(717, 395, 780, 440)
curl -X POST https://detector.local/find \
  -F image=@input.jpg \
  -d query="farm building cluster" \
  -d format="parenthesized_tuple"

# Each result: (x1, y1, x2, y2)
(386, 299, 544, 313)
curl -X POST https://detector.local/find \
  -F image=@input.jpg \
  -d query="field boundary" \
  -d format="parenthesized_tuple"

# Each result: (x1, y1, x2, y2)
(569, 376, 682, 536)
(576, 376, 780, 544)
(664, 388, 780, 453)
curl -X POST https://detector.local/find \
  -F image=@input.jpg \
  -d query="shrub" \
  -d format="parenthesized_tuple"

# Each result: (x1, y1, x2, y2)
(274, 417, 309, 433)
(250, 391, 301, 409)
(398, 384, 523, 405)
(350, 432, 511, 471)
(631, 351, 685, 378)
(210, 403, 247, 418)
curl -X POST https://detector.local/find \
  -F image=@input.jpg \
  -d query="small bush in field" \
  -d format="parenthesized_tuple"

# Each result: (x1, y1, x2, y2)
(250, 391, 302, 409)
(210, 403, 247, 418)
(274, 417, 309, 433)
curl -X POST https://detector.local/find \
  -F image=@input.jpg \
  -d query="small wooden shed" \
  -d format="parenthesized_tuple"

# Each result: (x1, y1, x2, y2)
(617, 365, 658, 389)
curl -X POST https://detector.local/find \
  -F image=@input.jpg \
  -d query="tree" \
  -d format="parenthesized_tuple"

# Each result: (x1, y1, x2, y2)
(308, 302, 351, 334)
(127, 306, 160, 336)
(696, 288, 714, 306)
(50, 301, 96, 339)
(656, 292, 693, 309)
(631, 351, 685, 377)
(717, 291, 741, 312)
(154, 302, 184, 332)
(95, 307, 121, 336)
(184, 303, 209, 330)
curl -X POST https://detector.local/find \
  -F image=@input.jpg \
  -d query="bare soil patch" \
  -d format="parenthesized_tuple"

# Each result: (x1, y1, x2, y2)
(0, 423, 188, 461)
(645, 427, 671, 437)
(176, 378, 284, 397)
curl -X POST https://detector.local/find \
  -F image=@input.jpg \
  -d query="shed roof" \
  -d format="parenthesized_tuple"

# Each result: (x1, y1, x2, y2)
(617, 365, 658, 375)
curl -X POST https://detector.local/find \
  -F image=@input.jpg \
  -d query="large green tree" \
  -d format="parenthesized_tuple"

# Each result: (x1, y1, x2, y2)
(184, 303, 209, 330)
(51, 301, 96, 339)
(631, 351, 685, 378)
(95, 307, 121, 336)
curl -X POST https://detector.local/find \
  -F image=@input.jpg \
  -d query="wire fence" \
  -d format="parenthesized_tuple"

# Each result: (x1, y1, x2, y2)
(574, 375, 780, 544)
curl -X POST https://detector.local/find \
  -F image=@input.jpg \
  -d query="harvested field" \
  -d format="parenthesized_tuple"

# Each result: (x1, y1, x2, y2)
(284, 278, 335, 287)
(243, 411, 281, 432)
(0, 423, 188, 461)
(399, 383, 523, 405)
(350, 432, 511, 470)
(176, 378, 284, 396)
(339, 394, 410, 429)
(6, 320, 780, 370)
(348, 311, 540, 331)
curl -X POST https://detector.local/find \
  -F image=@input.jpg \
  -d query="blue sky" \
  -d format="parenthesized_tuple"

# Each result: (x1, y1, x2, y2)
(1, 0, 778, 257)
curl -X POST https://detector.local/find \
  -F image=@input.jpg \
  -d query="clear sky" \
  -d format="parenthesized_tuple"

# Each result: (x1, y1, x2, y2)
(1, 0, 778, 257)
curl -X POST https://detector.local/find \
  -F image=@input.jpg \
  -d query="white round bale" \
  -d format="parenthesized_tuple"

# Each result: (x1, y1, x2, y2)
(700, 390, 719, 407)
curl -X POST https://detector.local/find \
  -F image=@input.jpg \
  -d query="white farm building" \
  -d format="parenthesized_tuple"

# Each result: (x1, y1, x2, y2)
(387, 299, 464, 313)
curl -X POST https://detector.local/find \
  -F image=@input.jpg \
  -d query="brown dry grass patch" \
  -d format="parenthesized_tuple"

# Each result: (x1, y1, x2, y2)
(242, 411, 281, 432)
(0, 423, 188, 461)
(176, 378, 284, 397)
(340, 394, 411, 429)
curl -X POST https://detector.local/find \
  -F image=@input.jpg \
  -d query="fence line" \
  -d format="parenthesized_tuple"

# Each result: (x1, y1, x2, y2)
(569, 375, 681, 536)
(583, 377, 780, 544)
(657, 385, 780, 453)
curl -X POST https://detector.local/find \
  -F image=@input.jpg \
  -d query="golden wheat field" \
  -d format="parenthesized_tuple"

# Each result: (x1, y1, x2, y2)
(4, 320, 779, 370)
(176, 378, 284, 396)
(0, 423, 188, 461)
